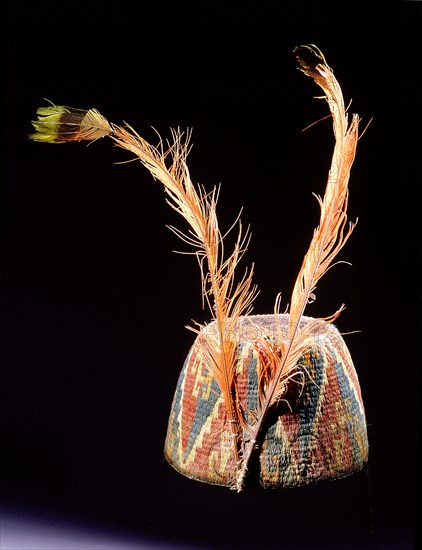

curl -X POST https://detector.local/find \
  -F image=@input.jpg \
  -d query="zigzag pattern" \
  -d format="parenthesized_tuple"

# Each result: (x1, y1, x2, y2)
(164, 314, 368, 488)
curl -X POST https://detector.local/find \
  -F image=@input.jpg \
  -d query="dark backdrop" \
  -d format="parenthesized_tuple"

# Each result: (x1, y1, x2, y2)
(1, 2, 420, 549)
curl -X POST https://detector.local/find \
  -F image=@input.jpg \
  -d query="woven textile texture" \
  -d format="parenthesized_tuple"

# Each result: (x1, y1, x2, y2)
(164, 314, 368, 489)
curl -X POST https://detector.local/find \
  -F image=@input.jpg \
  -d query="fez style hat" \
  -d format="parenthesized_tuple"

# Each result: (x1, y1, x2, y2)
(164, 314, 367, 489)
(30, 45, 368, 492)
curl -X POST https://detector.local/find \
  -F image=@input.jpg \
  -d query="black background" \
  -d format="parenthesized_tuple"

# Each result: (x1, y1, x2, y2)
(1, 1, 421, 549)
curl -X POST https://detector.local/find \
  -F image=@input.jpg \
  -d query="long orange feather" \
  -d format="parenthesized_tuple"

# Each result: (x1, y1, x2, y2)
(108, 123, 259, 465)
(236, 45, 360, 490)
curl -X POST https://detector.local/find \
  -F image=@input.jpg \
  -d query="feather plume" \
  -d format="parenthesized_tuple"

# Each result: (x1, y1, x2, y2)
(236, 45, 360, 490)
(30, 102, 257, 469)
(108, 123, 258, 464)
(29, 103, 112, 143)
(30, 103, 258, 465)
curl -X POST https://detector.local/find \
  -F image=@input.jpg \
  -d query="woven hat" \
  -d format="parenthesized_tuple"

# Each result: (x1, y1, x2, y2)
(164, 314, 368, 489)
(29, 44, 369, 492)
